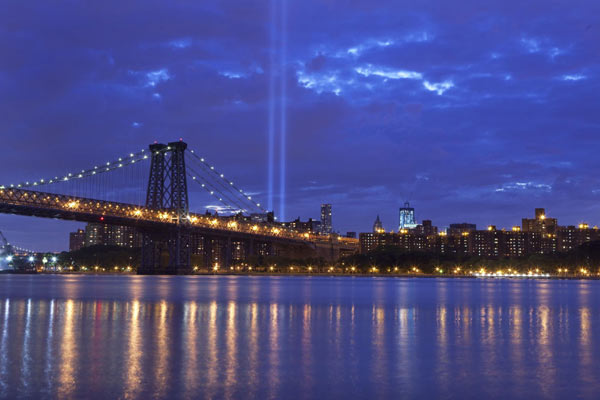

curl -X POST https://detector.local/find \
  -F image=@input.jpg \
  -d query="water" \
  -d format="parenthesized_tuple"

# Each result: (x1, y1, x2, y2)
(0, 275, 598, 399)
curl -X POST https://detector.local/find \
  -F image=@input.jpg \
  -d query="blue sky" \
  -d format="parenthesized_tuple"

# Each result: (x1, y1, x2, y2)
(0, 0, 599, 250)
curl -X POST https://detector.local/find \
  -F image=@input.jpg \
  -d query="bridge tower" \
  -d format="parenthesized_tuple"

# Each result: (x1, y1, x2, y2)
(139, 141, 192, 274)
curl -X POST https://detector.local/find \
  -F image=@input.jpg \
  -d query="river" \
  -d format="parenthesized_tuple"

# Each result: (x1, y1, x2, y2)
(0, 275, 597, 399)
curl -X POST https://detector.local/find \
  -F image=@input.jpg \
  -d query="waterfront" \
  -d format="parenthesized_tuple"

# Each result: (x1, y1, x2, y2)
(0, 275, 599, 399)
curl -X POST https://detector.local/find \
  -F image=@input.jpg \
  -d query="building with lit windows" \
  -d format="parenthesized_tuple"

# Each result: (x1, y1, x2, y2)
(522, 208, 558, 234)
(83, 223, 142, 248)
(320, 204, 332, 235)
(358, 209, 600, 258)
(398, 202, 418, 230)
(69, 229, 85, 251)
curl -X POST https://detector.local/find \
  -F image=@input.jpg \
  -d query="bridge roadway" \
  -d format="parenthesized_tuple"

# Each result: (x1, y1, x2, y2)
(0, 187, 358, 261)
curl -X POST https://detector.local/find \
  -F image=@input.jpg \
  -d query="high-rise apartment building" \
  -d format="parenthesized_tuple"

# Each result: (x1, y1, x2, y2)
(83, 223, 141, 248)
(522, 208, 558, 234)
(320, 204, 332, 235)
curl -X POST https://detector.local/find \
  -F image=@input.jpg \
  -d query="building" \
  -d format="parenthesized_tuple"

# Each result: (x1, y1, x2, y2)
(448, 223, 477, 236)
(83, 223, 142, 248)
(373, 215, 384, 233)
(283, 218, 322, 234)
(398, 202, 418, 230)
(320, 204, 332, 235)
(414, 220, 438, 236)
(69, 229, 85, 252)
(522, 208, 558, 234)
(557, 225, 600, 252)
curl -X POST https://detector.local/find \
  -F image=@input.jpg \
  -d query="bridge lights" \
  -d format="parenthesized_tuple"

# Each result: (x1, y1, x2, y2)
(133, 209, 143, 217)
(28, 256, 34, 262)
(251, 225, 258, 231)
(65, 201, 79, 209)
(210, 219, 218, 226)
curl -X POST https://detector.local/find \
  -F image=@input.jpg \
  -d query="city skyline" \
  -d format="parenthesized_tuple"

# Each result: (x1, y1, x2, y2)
(1, 1, 599, 251)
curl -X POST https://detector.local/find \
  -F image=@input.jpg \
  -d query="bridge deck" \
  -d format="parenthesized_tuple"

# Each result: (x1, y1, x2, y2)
(0, 188, 358, 248)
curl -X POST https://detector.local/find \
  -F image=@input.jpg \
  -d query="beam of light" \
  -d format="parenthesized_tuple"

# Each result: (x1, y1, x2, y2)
(267, 0, 276, 212)
(279, 0, 287, 222)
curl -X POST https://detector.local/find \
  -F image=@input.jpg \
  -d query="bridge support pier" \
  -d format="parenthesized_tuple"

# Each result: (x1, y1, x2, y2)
(139, 228, 192, 275)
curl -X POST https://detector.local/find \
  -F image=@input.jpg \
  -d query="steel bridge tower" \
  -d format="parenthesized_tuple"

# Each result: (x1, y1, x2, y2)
(139, 141, 191, 274)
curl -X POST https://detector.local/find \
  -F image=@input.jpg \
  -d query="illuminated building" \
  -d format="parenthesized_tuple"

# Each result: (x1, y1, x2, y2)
(69, 229, 85, 251)
(557, 225, 600, 251)
(320, 204, 332, 234)
(373, 215, 383, 233)
(522, 208, 557, 234)
(283, 217, 321, 233)
(83, 223, 142, 248)
(398, 202, 418, 230)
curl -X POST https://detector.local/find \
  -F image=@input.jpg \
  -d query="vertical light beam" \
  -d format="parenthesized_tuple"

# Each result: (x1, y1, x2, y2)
(267, 0, 276, 212)
(279, 0, 287, 222)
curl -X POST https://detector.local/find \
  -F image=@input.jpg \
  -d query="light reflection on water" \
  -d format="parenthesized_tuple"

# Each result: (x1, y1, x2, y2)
(0, 275, 598, 399)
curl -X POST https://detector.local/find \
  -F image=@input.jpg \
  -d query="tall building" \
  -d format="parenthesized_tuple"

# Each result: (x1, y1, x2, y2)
(69, 229, 85, 252)
(522, 208, 558, 234)
(398, 202, 418, 230)
(320, 204, 332, 235)
(373, 215, 384, 233)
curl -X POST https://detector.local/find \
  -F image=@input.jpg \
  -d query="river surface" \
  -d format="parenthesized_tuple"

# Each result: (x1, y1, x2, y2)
(0, 275, 598, 399)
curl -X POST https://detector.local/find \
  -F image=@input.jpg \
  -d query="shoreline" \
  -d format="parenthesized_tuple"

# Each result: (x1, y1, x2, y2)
(11, 271, 600, 280)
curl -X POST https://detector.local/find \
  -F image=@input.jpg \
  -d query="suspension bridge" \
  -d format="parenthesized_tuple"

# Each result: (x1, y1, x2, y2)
(0, 140, 357, 274)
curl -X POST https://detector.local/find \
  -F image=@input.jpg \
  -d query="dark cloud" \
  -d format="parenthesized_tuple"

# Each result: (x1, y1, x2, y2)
(0, 0, 599, 249)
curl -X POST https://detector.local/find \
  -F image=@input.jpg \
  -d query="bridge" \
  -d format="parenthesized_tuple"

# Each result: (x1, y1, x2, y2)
(0, 141, 357, 274)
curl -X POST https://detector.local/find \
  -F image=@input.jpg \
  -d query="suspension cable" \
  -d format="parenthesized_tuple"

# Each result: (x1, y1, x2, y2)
(0, 147, 161, 190)
(186, 148, 267, 213)
(187, 165, 249, 213)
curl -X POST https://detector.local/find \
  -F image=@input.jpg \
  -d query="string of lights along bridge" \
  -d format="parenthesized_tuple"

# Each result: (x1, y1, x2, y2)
(0, 140, 356, 274)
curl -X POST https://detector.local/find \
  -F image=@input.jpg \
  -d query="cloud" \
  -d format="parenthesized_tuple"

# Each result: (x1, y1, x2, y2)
(561, 74, 586, 81)
(495, 182, 552, 192)
(144, 69, 171, 87)
(168, 38, 192, 49)
(521, 37, 541, 53)
(355, 65, 422, 80)
(423, 80, 454, 95)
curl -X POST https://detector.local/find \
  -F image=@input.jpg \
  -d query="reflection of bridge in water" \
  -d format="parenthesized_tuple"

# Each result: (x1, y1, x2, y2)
(0, 141, 357, 273)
